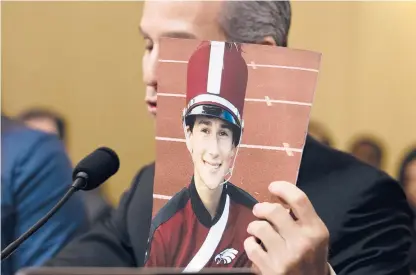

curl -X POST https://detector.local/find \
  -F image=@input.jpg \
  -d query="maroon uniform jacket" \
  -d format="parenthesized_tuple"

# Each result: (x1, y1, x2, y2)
(144, 179, 257, 271)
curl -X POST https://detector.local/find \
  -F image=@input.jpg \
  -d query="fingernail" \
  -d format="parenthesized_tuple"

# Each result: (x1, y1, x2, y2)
(269, 182, 277, 191)
(253, 203, 260, 214)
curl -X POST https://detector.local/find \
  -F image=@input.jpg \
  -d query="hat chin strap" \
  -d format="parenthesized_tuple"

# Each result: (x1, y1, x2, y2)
(219, 131, 242, 187)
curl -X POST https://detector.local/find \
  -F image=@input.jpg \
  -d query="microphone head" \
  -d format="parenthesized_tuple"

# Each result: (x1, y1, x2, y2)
(73, 147, 120, 191)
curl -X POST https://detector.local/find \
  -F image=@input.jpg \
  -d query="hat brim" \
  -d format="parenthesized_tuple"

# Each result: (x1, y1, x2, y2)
(184, 104, 239, 128)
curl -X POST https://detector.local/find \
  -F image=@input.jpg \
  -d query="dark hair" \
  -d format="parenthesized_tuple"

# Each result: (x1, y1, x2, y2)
(308, 120, 333, 147)
(352, 137, 383, 153)
(350, 137, 384, 163)
(398, 148, 416, 186)
(185, 115, 240, 147)
(219, 1, 292, 47)
(18, 108, 66, 142)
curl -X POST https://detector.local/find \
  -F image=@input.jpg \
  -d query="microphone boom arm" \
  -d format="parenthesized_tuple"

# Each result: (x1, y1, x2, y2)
(0, 146, 118, 262)
(1, 176, 85, 261)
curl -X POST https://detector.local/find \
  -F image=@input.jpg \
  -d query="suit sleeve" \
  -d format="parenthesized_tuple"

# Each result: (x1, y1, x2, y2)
(329, 172, 413, 275)
(10, 134, 88, 272)
(44, 165, 151, 267)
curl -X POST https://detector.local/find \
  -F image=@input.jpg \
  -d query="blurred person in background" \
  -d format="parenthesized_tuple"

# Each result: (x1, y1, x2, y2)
(45, 1, 412, 274)
(397, 147, 416, 274)
(1, 114, 88, 275)
(18, 108, 114, 225)
(307, 120, 333, 147)
(349, 136, 385, 169)
(19, 108, 67, 144)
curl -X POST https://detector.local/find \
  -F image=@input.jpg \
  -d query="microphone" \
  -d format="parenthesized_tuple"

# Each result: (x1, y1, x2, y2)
(0, 147, 120, 261)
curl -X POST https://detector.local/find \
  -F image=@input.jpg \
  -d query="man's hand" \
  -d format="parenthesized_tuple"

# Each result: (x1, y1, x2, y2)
(244, 181, 330, 275)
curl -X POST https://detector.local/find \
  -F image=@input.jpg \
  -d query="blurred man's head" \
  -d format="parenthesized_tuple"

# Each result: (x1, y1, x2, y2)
(18, 108, 66, 143)
(349, 137, 384, 169)
(139, 1, 291, 117)
(308, 120, 333, 147)
(398, 148, 416, 210)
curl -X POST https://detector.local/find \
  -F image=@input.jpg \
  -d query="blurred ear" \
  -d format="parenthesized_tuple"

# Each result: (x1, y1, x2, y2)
(259, 36, 277, 46)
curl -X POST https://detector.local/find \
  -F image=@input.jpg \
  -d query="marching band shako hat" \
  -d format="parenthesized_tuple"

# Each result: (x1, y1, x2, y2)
(182, 41, 248, 138)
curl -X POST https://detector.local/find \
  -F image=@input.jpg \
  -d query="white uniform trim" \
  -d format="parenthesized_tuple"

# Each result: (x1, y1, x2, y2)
(329, 263, 337, 275)
(207, 41, 225, 95)
(183, 195, 230, 273)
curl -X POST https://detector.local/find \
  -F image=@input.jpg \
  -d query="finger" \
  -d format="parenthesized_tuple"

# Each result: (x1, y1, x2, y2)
(252, 202, 298, 238)
(251, 263, 261, 275)
(247, 220, 285, 252)
(244, 236, 273, 275)
(262, 197, 296, 220)
(268, 181, 317, 224)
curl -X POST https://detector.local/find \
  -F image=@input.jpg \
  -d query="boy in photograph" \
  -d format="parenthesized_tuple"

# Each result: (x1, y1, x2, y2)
(144, 41, 257, 270)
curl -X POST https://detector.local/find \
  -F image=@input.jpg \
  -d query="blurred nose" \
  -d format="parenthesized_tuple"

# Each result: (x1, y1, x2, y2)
(142, 44, 159, 89)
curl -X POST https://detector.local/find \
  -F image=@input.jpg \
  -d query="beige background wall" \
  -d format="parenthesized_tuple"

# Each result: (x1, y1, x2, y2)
(2, 2, 415, 205)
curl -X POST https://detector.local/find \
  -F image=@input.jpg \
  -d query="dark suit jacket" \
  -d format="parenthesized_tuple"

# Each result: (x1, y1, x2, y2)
(44, 136, 413, 274)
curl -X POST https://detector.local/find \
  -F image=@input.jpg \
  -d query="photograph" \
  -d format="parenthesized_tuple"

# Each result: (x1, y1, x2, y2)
(147, 38, 321, 269)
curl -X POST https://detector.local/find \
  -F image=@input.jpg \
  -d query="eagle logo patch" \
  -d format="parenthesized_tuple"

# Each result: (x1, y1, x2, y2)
(214, 248, 239, 265)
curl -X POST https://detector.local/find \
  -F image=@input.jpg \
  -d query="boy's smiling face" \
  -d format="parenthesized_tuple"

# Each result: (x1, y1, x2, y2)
(187, 116, 237, 190)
